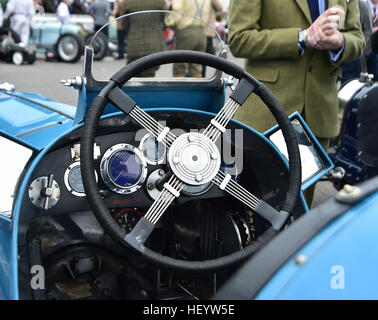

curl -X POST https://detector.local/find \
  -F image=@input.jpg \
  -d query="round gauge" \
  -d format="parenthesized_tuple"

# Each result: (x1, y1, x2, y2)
(139, 134, 166, 165)
(100, 144, 147, 194)
(113, 208, 141, 233)
(64, 162, 98, 197)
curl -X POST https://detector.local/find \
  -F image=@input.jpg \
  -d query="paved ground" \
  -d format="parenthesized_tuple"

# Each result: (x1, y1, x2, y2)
(0, 49, 337, 208)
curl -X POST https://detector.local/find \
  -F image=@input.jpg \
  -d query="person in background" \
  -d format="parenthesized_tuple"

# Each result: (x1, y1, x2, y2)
(71, 0, 87, 14)
(3, 0, 34, 45)
(89, 0, 111, 38)
(121, 0, 167, 77)
(42, 0, 57, 13)
(34, 0, 45, 15)
(113, 0, 126, 60)
(56, 0, 71, 24)
(202, 0, 226, 77)
(229, 0, 364, 207)
(165, 0, 211, 78)
(341, 0, 373, 84)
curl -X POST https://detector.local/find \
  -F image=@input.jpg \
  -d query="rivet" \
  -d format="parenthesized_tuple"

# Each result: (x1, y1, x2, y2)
(294, 254, 307, 266)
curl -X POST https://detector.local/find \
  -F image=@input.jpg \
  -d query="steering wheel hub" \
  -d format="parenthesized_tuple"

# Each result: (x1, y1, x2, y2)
(168, 132, 221, 186)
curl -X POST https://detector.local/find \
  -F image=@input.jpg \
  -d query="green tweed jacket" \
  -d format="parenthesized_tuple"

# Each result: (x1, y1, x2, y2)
(121, 0, 167, 58)
(229, 0, 365, 138)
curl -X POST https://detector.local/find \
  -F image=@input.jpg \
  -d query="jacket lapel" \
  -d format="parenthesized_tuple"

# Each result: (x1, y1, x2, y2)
(295, 0, 313, 24)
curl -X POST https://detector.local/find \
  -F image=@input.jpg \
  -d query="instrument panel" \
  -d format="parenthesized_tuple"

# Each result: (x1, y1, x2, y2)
(20, 111, 300, 242)
(26, 126, 239, 215)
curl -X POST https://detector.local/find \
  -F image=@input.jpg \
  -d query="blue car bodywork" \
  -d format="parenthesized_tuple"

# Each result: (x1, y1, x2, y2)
(0, 43, 376, 300)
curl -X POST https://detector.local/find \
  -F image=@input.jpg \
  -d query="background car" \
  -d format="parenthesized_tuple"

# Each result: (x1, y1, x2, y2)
(0, 28, 36, 64)
(30, 13, 86, 62)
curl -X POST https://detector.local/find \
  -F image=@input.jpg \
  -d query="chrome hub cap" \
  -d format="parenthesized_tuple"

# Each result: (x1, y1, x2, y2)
(168, 132, 221, 186)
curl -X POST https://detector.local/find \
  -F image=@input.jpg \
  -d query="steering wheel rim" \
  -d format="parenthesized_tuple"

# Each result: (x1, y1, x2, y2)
(81, 50, 302, 272)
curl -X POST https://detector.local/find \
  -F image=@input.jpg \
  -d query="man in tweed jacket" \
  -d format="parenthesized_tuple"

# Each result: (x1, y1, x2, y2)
(229, 0, 364, 206)
(229, 0, 364, 142)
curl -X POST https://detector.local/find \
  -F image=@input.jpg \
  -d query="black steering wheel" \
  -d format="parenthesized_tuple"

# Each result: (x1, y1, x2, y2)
(81, 50, 301, 272)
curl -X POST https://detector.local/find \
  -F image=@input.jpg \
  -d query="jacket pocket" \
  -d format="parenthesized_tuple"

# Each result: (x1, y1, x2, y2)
(249, 66, 280, 83)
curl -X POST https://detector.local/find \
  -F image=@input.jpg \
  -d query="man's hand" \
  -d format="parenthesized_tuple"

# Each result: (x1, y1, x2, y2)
(306, 7, 345, 51)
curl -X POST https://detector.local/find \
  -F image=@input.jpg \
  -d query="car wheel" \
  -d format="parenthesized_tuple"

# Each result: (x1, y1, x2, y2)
(27, 51, 37, 64)
(12, 51, 24, 65)
(56, 33, 83, 63)
(85, 32, 108, 61)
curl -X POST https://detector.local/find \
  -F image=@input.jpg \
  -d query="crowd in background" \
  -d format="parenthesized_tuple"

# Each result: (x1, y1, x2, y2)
(1, 0, 377, 82)
(0, 0, 227, 78)
(341, 0, 378, 83)
(3, 0, 377, 84)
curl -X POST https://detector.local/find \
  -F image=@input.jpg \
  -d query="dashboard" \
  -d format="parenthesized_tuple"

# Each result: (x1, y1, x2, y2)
(16, 110, 309, 300)
(18, 111, 301, 246)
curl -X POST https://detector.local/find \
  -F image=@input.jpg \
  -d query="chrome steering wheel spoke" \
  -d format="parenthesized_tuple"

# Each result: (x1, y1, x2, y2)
(124, 174, 185, 252)
(130, 106, 177, 148)
(107, 86, 177, 148)
(203, 78, 256, 143)
(144, 175, 185, 225)
(212, 171, 289, 231)
(203, 97, 241, 142)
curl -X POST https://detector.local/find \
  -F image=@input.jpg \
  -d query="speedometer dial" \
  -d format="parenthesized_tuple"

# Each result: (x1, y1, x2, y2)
(100, 144, 147, 194)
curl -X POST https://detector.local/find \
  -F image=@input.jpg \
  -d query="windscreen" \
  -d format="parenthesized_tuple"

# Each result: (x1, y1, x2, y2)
(87, 10, 227, 81)
(269, 119, 326, 184)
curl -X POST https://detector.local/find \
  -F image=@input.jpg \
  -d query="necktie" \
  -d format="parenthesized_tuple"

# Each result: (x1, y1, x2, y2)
(307, 0, 320, 22)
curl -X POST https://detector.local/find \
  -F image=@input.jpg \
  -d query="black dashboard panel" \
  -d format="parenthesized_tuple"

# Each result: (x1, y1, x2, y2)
(18, 111, 303, 245)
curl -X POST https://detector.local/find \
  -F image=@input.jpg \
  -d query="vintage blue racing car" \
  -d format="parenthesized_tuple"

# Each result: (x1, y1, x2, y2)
(29, 14, 86, 63)
(0, 12, 377, 300)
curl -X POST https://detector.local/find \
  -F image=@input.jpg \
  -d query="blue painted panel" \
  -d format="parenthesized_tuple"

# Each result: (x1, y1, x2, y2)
(0, 91, 75, 149)
(75, 85, 226, 123)
(256, 192, 378, 300)
(20, 120, 74, 150)
(0, 218, 12, 300)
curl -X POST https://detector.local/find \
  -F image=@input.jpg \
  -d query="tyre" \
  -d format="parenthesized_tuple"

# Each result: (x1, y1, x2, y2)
(85, 32, 108, 61)
(56, 33, 84, 63)
(12, 51, 24, 65)
(27, 51, 37, 64)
